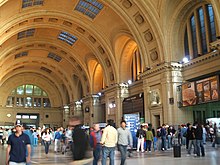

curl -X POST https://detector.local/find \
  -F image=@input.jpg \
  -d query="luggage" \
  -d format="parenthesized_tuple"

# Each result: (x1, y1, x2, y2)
(173, 144, 181, 157)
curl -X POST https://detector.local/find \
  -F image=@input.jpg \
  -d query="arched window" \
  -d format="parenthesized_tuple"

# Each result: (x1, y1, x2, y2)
(184, 4, 217, 59)
(6, 84, 50, 108)
(131, 49, 143, 82)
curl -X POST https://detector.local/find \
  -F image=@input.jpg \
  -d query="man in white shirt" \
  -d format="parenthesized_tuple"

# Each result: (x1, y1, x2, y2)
(100, 119, 118, 165)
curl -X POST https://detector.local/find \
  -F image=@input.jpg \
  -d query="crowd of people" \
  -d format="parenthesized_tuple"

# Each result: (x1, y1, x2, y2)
(142, 121, 219, 157)
(1, 118, 219, 165)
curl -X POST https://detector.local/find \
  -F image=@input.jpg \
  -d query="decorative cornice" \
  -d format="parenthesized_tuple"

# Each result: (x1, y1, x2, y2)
(141, 62, 182, 78)
(182, 50, 220, 69)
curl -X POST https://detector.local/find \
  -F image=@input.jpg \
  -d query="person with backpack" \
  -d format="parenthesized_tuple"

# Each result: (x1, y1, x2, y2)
(90, 123, 102, 165)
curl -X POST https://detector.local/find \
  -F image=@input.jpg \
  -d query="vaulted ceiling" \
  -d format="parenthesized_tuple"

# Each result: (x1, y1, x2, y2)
(1, 0, 214, 106)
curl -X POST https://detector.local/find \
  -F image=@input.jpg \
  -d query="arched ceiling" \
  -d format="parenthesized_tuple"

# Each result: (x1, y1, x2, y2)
(0, 0, 168, 105)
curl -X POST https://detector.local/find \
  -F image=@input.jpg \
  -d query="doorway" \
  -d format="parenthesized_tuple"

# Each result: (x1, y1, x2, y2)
(16, 113, 39, 128)
(154, 115, 160, 129)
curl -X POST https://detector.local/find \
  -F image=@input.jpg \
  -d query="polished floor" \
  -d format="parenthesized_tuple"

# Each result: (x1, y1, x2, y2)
(1, 142, 219, 165)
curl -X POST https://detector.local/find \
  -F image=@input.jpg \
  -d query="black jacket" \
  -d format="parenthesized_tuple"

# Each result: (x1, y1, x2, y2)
(187, 127, 195, 140)
(136, 129, 146, 138)
(71, 125, 89, 160)
(195, 125, 203, 140)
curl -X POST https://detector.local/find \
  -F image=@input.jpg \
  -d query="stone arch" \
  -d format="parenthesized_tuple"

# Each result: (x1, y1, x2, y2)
(93, 63, 104, 93)
(168, 0, 219, 61)
(0, 73, 62, 107)
(114, 34, 137, 82)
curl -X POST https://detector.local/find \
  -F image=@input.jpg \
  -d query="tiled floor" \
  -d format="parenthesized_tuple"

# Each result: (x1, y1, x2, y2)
(1, 142, 219, 165)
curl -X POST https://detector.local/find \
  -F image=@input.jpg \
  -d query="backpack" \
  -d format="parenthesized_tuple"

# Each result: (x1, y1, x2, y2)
(157, 130, 161, 137)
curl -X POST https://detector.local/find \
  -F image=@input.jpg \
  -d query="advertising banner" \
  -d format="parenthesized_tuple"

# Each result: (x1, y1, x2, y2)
(182, 82, 196, 106)
(196, 76, 219, 104)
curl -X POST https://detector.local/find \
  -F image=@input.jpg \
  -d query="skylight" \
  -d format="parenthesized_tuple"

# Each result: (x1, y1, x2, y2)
(47, 52, 62, 62)
(58, 31, 78, 46)
(15, 52, 28, 59)
(22, 0, 44, 8)
(75, 0, 104, 19)
(40, 67, 52, 73)
(17, 29, 35, 39)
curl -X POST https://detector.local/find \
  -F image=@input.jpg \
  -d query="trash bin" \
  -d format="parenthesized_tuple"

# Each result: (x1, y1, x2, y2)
(173, 144, 181, 157)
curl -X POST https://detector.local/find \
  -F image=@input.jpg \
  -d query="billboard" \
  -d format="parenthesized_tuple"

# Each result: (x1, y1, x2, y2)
(181, 75, 219, 107)
(196, 76, 219, 104)
(182, 82, 196, 106)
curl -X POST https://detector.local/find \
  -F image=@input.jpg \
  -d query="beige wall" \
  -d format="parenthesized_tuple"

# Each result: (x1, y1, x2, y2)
(0, 107, 63, 128)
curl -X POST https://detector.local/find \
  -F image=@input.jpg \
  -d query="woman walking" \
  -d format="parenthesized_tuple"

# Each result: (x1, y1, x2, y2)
(42, 128, 53, 158)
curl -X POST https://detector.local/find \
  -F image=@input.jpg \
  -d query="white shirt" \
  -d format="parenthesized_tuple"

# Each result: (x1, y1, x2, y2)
(100, 125, 118, 147)
(42, 132, 53, 142)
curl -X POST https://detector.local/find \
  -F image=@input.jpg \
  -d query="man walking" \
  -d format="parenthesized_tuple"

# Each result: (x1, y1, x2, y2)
(117, 120, 133, 165)
(195, 122, 205, 157)
(160, 124, 167, 151)
(100, 119, 118, 165)
(90, 123, 102, 165)
(5, 122, 31, 165)
(54, 127, 62, 154)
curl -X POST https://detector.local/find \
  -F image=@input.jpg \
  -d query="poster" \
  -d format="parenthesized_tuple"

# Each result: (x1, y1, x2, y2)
(210, 78, 218, 100)
(196, 76, 219, 103)
(182, 82, 196, 106)
(124, 113, 140, 148)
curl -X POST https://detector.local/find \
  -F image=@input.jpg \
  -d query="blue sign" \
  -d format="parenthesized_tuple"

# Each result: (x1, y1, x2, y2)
(124, 113, 140, 148)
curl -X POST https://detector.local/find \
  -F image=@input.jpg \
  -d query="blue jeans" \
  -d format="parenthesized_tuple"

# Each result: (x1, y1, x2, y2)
(34, 138, 38, 146)
(167, 135, 171, 149)
(102, 146, 115, 165)
(202, 134, 206, 144)
(188, 139, 196, 154)
(44, 141, 51, 154)
(161, 136, 166, 150)
(93, 144, 101, 165)
(153, 137, 157, 151)
(146, 140, 152, 151)
(196, 140, 205, 156)
(118, 145, 127, 165)
(182, 137, 186, 145)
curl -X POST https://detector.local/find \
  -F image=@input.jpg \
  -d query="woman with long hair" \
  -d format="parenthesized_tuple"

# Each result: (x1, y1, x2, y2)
(42, 128, 53, 158)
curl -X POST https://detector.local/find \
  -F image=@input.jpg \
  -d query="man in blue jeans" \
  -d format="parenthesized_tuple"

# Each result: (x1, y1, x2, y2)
(100, 120, 118, 165)
(117, 120, 133, 165)
(160, 124, 167, 151)
(90, 124, 102, 165)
